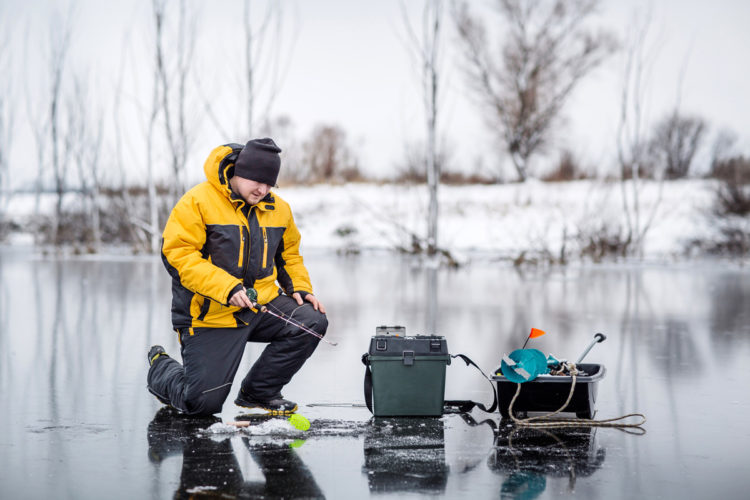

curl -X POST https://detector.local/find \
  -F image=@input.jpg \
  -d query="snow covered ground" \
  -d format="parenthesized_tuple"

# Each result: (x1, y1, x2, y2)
(281, 179, 720, 260)
(2, 179, 727, 261)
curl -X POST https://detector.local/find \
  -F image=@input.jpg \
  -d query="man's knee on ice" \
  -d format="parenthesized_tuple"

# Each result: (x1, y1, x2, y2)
(184, 387, 229, 416)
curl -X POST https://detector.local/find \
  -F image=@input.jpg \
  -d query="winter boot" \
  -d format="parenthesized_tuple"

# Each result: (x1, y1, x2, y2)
(148, 345, 168, 366)
(234, 390, 298, 415)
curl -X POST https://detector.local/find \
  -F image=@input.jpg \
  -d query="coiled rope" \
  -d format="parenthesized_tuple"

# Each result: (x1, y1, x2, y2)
(508, 362, 646, 429)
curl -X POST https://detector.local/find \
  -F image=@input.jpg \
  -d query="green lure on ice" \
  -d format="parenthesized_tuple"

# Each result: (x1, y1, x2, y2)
(288, 413, 310, 431)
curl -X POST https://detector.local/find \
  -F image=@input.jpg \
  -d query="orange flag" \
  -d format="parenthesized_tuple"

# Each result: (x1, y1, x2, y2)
(529, 328, 546, 338)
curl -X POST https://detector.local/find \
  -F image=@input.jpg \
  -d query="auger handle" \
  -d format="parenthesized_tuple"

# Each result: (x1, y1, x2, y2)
(576, 332, 607, 364)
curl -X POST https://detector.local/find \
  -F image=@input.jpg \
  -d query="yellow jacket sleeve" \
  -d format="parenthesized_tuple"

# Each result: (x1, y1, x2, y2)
(161, 193, 241, 304)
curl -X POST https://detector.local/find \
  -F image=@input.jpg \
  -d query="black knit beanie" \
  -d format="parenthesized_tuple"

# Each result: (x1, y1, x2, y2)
(234, 138, 282, 186)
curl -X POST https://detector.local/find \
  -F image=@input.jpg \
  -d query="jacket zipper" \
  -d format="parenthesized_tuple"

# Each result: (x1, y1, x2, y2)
(241, 206, 254, 285)
(238, 225, 245, 268)
(262, 227, 268, 269)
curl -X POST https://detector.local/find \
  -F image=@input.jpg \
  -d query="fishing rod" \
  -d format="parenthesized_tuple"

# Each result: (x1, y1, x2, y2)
(246, 288, 338, 346)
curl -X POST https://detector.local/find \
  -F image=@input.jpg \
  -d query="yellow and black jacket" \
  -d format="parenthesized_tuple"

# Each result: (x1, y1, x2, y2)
(161, 143, 313, 330)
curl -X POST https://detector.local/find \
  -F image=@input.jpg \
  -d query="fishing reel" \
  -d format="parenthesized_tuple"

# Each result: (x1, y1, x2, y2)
(245, 287, 259, 304)
(245, 287, 267, 312)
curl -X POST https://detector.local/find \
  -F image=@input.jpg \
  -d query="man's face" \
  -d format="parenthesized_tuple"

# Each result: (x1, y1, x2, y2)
(230, 176, 272, 205)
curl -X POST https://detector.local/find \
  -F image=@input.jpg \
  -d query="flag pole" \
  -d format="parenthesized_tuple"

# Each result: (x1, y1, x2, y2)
(521, 334, 532, 350)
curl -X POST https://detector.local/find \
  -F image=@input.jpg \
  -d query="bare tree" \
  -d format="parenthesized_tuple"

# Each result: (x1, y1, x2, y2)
(708, 131, 750, 216)
(23, 23, 47, 219)
(132, 0, 198, 253)
(0, 24, 13, 235)
(401, 0, 444, 255)
(147, 0, 167, 254)
(241, 0, 299, 137)
(395, 140, 450, 183)
(453, 0, 616, 181)
(191, 1, 297, 140)
(714, 156, 750, 216)
(648, 111, 706, 179)
(68, 75, 104, 250)
(51, 26, 74, 245)
(112, 41, 151, 251)
(302, 124, 360, 183)
(710, 128, 738, 176)
(29, 10, 75, 246)
(152, 0, 197, 204)
(265, 115, 306, 185)
(616, 9, 663, 258)
(243, 0, 274, 137)
(703, 130, 750, 255)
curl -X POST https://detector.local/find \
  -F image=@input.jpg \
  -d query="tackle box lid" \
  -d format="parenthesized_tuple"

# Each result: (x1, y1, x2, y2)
(368, 335, 449, 357)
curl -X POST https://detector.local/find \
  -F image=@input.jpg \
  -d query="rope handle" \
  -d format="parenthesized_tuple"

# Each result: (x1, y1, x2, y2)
(508, 362, 646, 429)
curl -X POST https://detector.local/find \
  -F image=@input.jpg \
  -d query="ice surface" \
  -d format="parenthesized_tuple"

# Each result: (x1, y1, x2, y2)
(2, 250, 750, 499)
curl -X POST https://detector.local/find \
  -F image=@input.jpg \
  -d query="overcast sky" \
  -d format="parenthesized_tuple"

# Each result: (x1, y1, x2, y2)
(2, 0, 749, 187)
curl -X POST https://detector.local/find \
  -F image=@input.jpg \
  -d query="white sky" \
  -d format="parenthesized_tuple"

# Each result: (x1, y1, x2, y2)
(2, 0, 749, 187)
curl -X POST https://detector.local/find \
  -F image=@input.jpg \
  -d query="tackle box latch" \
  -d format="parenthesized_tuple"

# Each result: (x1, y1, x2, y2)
(376, 339, 387, 351)
(402, 350, 415, 366)
(430, 340, 442, 352)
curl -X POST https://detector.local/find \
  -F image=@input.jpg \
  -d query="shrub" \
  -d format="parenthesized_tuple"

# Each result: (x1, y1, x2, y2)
(576, 223, 630, 261)
(542, 150, 589, 182)
(712, 156, 750, 216)
(302, 125, 362, 183)
(648, 112, 707, 179)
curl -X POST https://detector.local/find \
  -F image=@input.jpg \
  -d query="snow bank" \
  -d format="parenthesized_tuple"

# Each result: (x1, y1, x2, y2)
(280, 179, 718, 259)
(2, 179, 722, 260)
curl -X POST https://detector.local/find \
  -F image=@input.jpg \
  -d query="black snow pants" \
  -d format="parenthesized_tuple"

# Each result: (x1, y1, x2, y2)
(147, 294, 328, 416)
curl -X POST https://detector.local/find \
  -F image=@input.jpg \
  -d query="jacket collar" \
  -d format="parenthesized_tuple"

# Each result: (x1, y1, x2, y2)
(229, 191, 276, 210)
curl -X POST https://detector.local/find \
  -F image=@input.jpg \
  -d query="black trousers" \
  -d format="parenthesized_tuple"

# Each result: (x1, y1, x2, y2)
(147, 295, 328, 416)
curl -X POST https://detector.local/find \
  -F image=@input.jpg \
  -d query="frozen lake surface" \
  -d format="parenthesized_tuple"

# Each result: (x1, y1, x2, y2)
(1, 248, 749, 499)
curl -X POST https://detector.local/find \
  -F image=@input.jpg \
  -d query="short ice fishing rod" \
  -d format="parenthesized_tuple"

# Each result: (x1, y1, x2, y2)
(246, 288, 338, 346)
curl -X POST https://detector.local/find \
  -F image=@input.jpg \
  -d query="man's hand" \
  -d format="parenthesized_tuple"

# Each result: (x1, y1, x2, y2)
(229, 288, 254, 308)
(292, 292, 326, 313)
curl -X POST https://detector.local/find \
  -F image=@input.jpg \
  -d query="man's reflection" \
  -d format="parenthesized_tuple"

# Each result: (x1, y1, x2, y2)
(147, 407, 323, 499)
(362, 417, 449, 494)
(489, 424, 606, 499)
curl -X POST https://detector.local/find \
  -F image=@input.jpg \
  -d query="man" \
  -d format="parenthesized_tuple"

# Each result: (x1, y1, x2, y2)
(147, 138, 328, 416)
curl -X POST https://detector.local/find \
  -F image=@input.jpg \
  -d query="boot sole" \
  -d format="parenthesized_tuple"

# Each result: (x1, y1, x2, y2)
(234, 400, 298, 416)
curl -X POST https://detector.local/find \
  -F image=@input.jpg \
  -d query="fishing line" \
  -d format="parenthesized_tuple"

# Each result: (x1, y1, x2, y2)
(266, 301, 304, 324)
(246, 289, 338, 346)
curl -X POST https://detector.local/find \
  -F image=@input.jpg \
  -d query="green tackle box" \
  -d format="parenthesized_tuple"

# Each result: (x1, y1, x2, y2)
(363, 331, 451, 417)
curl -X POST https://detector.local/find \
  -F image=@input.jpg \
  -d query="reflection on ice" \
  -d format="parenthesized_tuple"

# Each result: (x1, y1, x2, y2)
(363, 417, 449, 495)
(1, 251, 749, 499)
(147, 407, 325, 499)
(490, 425, 607, 497)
